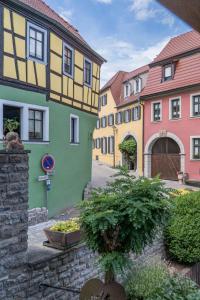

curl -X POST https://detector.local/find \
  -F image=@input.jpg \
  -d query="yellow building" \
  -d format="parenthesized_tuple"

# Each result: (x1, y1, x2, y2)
(93, 65, 149, 176)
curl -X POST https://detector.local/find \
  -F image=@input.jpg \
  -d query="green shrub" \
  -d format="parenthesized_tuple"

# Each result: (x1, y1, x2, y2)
(165, 191, 200, 264)
(80, 169, 171, 282)
(125, 263, 200, 300)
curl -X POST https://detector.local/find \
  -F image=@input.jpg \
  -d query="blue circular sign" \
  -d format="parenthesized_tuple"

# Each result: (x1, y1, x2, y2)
(41, 154, 55, 172)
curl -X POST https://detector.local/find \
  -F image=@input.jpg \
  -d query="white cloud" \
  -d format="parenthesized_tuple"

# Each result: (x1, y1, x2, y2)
(96, 0, 112, 3)
(59, 9, 73, 23)
(94, 36, 171, 87)
(130, 0, 175, 27)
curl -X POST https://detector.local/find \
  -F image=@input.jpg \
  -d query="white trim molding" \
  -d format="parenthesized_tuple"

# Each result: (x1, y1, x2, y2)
(190, 136, 200, 161)
(190, 92, 200, 118)
(151, 100, 162, 122)
(144, 131, 185, 178)
(84, 57, 92, 87)
(63, 42, 74, 79)
(0, 99, 49, 142)
(27, 22, 48, 65)
(169, 96, 182, 120)
(70, 114, 80, 145)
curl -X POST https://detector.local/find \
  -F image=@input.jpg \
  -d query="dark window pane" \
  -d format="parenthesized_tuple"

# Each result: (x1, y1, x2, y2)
(29, 26, 44, 61)
(28, 109, 43, 140)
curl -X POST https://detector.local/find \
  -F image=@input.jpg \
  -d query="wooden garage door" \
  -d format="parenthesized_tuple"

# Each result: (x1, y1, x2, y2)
(151, 138, 180, 180)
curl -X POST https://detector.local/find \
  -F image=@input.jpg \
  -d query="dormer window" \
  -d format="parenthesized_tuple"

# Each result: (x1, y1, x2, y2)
(163, 64, 173, 81)
(134, 77, 142, 94)
(124, 83, 130, 98)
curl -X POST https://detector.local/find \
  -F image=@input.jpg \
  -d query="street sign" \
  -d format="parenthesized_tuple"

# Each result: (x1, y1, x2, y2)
(38, 175, 49, 182)
(41, 154, 55, 173)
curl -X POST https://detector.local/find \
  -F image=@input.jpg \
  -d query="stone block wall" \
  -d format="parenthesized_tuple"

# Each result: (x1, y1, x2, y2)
(28, 207, 48, 226)
(0, 150, 29, 299)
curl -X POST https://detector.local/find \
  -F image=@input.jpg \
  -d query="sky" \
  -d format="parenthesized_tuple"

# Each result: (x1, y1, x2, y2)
(45, 0, 190, 86)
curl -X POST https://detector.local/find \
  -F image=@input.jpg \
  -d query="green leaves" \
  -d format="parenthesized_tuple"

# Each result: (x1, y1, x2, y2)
(79, 169, 171, 275)
(165, 191, 200, 264)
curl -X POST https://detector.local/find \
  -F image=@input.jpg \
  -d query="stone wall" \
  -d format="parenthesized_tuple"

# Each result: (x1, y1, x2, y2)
(0, 150, 29, 300)
(28, 207, 48, 226)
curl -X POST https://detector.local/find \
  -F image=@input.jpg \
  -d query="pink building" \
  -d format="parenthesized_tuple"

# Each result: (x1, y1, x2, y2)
(142, 31, 200, 182)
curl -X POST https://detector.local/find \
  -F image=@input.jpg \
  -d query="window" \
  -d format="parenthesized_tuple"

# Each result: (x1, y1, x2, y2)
(124, 84, 130, 97)
(63, 43, 74, 77)
(108, 136, 114, 154)
(191, 95, 200, 117)
(170, 98, 180, 119)
(108, 114, 114, 126)
(115, 112, 122, 124)
(70, 114, 79, 144)
(84, 58, 92, 86)
(0, 100, 49, 143)
(102, 95, 107, 106)
(124, 109, 131, 123)
(27, 22, 47, 64)
(96, 119, 100, 129)
(101, 137, 107, 154)
(132, 106, 140, 121)
(152, 102, 161, 122)
(192, 138, 200, 159)
(29, 109, 43, 140)
(163, 64, 173, 81)
(96, 138, 100, 149)
(98, 97, 101, 111)
(101, 116, 107, 128)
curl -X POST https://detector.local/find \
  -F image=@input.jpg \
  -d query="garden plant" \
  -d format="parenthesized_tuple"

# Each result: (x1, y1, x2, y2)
(80, 168, 172, 284)
(165, 191, 200, 264)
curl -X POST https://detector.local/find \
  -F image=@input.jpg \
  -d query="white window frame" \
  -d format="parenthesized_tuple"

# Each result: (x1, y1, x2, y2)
(63, 42, 74, 78)
(84, 57, 92, 87)
(0, 99, 49, 143)
(190, 92, 200, 118)
(151, 100, 162, 122)
(124, 83, 130, 98)
(190, 136, 200, 160)
(27, 22, 48, 65)
(96, 138, 100, 149)
(169, 96, 181, 120)
(70, 114, 79, 145)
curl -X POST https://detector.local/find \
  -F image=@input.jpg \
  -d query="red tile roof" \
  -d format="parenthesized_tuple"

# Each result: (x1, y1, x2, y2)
(123, 64, 149, 82)
(101, 65, 149, 107)
(101, 71, 127, 105)
(19, 0, 87, 44)
(153, 30, 200, 63)
(141, 52, 200, 98)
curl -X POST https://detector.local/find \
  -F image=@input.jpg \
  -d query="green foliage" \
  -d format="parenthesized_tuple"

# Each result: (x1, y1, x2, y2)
(50, 218, 80, 233)
(125, 263, 200, 300)
(4, 118, 20, 133)
(119, 139, 137, 162)
(165, 191, 200, 264)
(79, 168, 171, 276)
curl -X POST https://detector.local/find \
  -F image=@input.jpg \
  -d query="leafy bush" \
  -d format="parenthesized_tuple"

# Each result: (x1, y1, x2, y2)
(119, 139, 137, 164)
(50, 218, 80, 233)
(125, 263, 200, 300)
(165, 191, 200, 264)
(80, 168, 171, 282)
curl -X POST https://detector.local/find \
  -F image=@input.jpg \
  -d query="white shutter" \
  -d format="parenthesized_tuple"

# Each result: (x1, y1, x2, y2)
(138, 78, 142, 92)
(133, 80, 137, 94)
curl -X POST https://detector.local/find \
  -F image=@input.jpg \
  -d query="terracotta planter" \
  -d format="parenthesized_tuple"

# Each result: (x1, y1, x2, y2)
(44, 227, 81, 248)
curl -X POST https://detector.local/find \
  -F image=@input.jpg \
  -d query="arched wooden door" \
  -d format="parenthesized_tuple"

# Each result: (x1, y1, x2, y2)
(151, 138, 180, 180)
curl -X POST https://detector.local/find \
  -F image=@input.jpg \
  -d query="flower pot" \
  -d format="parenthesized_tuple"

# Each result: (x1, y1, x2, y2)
(44, 227, 81, 248)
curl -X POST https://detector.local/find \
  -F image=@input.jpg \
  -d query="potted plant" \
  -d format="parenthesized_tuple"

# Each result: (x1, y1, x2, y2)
(44, 218, 81, 249)
(80, 168, 171, 287)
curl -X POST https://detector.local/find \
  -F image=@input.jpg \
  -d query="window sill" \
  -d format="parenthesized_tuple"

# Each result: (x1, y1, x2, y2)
(151, 120, 162, 123)
(23, 140, 50, 145)
(84, 82, 92, 88)
(189, 116, 200, 119)
(169, 118, 182, 121)
(70, 142, 80, 146)
(27, 56, 47, 66)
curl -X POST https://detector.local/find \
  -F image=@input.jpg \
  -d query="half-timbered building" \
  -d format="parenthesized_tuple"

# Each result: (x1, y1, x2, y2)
(1, 0, 105, 216)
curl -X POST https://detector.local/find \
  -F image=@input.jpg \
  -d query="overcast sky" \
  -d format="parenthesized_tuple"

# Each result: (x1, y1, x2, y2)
(46, 0, 190, 86)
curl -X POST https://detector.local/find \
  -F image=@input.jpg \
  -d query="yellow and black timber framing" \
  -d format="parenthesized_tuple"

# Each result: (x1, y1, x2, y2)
(0, 0, 105, 115)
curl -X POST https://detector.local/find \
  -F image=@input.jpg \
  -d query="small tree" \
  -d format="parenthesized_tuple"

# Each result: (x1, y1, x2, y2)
(119, 139, 137, 169)
(80, 168, 171, 284)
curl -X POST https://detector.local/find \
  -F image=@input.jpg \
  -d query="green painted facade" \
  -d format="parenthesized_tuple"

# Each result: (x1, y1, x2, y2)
(0, 85, 96, 217)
